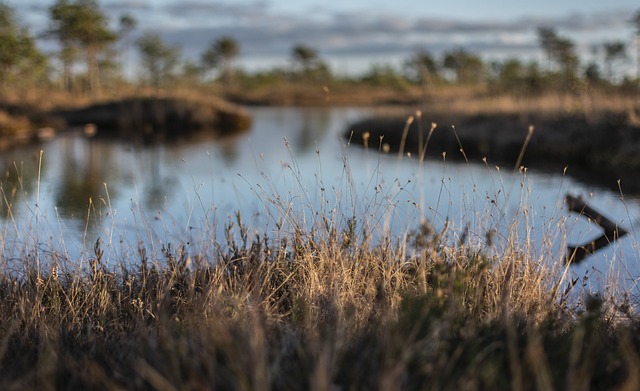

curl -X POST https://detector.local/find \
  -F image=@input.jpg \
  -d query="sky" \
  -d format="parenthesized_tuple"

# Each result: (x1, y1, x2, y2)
(10, 0, 640, 76)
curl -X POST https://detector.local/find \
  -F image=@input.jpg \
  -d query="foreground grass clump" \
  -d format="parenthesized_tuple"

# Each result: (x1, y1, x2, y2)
(0, 222, 638, 390)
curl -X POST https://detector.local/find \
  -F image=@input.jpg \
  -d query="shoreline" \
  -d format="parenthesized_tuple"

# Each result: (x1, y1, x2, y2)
(2, 88, 640, 193)
(342, 93, 640, 193)
(0, 94, 252, 148)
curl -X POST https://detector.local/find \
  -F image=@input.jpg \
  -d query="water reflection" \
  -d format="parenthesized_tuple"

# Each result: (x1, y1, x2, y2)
(135, 147, 179, 211)
(55, 137, 112, 220)
(298, 109, 332, 152)
(0, 107, 638, 297)
(218, 137, 240, 164)
(0, 146, 45, 219)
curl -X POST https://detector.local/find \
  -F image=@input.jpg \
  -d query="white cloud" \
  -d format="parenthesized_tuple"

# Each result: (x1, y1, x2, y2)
(9, 1, 638, 74)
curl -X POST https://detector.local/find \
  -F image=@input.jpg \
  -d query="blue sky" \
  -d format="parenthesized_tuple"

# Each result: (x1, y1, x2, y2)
(10, 0, 640, 75)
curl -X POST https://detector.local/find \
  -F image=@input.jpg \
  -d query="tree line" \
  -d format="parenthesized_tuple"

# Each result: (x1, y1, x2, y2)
(1, 0, 640, 97)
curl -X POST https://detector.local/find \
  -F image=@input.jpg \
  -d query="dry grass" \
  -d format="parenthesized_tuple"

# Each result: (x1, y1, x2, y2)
(3, 83, 639, 119)
(0, 135, 638, 390)
(372, 89, 639, 119)
(0, 215, 636, 390)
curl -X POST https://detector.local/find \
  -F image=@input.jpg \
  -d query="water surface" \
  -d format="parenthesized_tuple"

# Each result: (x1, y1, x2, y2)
(1, 107, 638, 296)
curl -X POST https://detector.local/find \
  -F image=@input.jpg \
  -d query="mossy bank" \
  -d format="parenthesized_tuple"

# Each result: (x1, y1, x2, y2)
(0, 96, 252, 147)
(53, 96, 252, 141)
(346, 104, 640, 192)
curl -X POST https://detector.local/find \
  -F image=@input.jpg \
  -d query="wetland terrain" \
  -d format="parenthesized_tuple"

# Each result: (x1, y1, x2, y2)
(1, 83, 640, 391)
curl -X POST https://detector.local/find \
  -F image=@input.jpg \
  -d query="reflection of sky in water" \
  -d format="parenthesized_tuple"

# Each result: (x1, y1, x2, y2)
(0, 107, 639, 297)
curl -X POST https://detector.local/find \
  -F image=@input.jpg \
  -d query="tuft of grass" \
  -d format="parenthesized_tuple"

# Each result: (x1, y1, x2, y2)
(0, 122, 638, 390)
(0, 219, 638, 390)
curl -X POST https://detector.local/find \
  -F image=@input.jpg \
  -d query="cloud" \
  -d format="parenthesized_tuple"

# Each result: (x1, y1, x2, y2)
(9, 1, 637, 73)
(157, 6, 632, 60)
(161, 0, 269, 19)
(103, 1, 150, 12)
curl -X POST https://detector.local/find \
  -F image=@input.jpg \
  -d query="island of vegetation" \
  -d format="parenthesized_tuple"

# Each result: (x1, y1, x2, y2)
(2, 1, 640, 389)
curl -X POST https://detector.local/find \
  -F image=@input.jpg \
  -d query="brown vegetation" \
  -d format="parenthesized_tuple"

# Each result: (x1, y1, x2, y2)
(54, 96, 252, 139)
(224, 82, 423, 106)
(0, 91, 252, 147)
(0, 214, 637, 390)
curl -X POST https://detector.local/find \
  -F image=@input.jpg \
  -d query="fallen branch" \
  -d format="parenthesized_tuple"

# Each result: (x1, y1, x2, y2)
(565, 194, 628, 264)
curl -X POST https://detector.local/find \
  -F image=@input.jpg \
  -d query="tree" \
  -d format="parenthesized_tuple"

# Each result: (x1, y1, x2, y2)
(0, 3, 47, 91)
(584, 62, 603, 85)
(442, 48, 484, 85)
(119, 13, 137, 80)
(48, 0, 76, 91)
(404, 50, 440, 85)
(74, 0, 116, 92)
(48, 0, 117, 93)
(602, 41, 626, 82)
(490, 58, 524, 92)
(360, 64, 408, 89)
(200, 45, 218, 79)
(136, 32, 180, 91)
(490, 58, 547, 94)
(631, 10, 640, 80)
(537, 27, 579, 82)
(291, 44, 319, 76)
(201, 36, 239, 86)
(180, 60, 205, 86)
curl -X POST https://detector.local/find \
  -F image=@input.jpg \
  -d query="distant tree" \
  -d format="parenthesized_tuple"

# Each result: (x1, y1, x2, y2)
(97, 46, 121, 87)
(522, 61, 545, 93)
(48, 0, 76, 90)
(630, 10, 640, 80)
(118, 13, 137, 79)
(361, 64, 408, 89)
(201, 36, 239, 86)
(48, 0, 117, 93)
(119, 13, 137, 38)
(200, 44, 219, 74)
(584, 62, 603, 85)
(289, 44, 333, 82)
(0, 3, 48, 91)
(602, 41, 626, 82)
(136, 32, 180, 91)
(490, 58, 525, 92)
(180, 60, 205, 86)
(537, 27, 579, 83)
(491, 59, 545, 94)
(291, 44, 319, 76)
(442, 48, 484, 85)
(404, 50, 440, 85)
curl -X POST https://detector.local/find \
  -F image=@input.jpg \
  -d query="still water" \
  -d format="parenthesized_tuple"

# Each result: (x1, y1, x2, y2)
(1, 107, 639, 295)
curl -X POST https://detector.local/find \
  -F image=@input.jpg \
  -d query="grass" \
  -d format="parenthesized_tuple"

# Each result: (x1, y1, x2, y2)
(3, 81, 637, 111)
(0, 109, 639, 390)
(0, 216, 638, 390)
